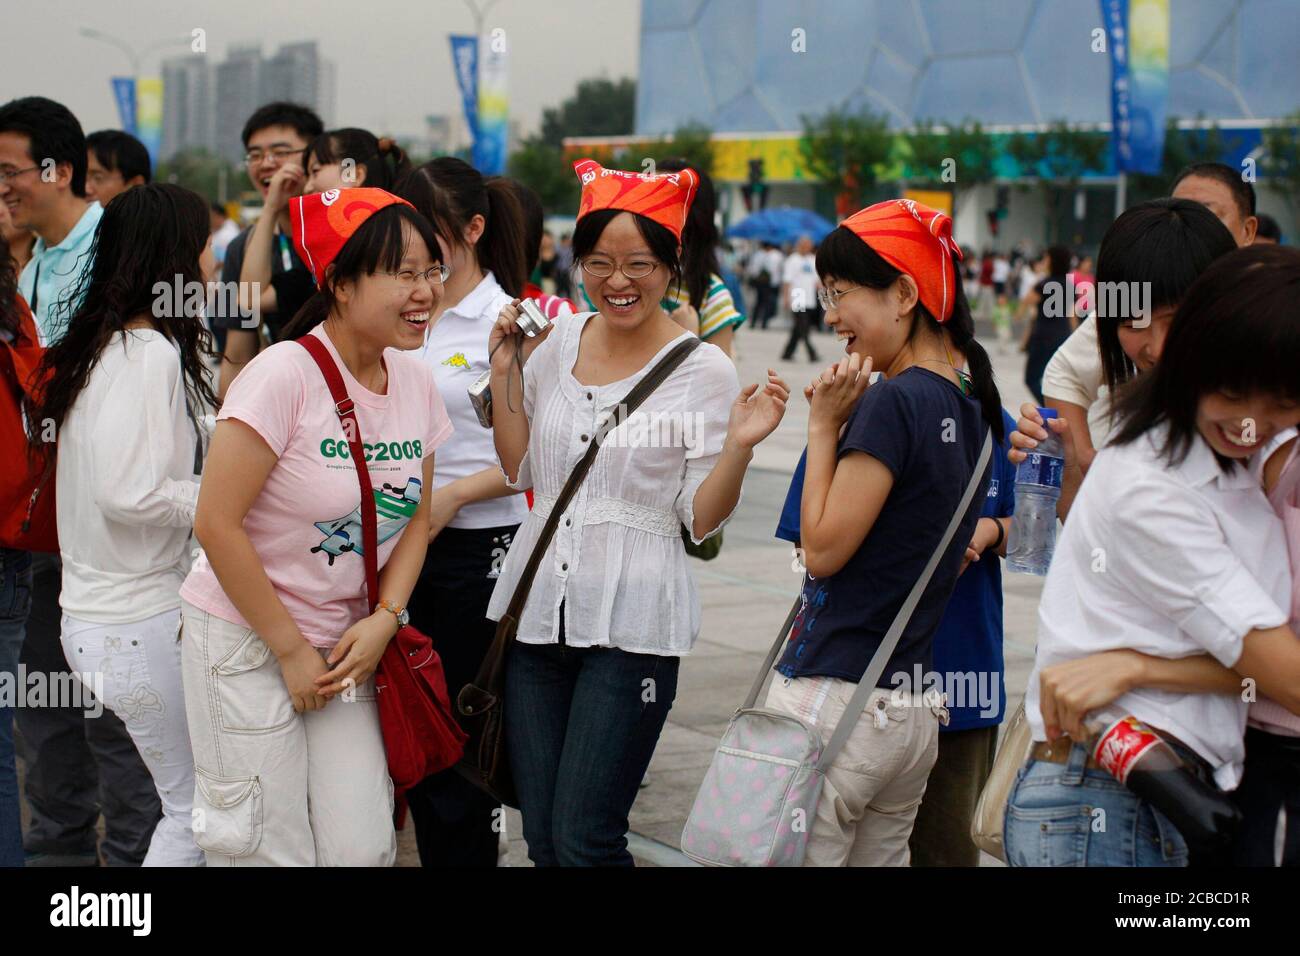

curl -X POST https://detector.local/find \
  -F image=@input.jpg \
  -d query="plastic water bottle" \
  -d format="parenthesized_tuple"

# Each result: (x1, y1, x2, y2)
(1006, 407, 1063, 575)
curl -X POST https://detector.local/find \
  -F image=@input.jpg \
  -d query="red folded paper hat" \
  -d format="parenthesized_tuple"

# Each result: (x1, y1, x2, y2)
(840, 199, 964, 323)
(290, 187, 414, 286)
(573, 158, 699, 242)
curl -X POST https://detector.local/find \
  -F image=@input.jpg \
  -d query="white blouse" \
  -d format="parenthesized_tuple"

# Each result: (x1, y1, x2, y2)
(56, 330, 202, 623)
(486, 311, 740, 656)
(1024, 424, 1291, 789)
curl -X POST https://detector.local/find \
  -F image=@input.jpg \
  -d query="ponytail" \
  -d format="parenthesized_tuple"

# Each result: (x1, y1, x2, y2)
(375, 137, 411, 187)
(940, 256, 1004, 442)
(396, 158, 529, 299)
(481, 176, 527, 297)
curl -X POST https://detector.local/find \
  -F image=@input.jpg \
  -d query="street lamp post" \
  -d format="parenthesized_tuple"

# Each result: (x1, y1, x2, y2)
(460, 0, 500, 156)
(79, 25, 191, 76)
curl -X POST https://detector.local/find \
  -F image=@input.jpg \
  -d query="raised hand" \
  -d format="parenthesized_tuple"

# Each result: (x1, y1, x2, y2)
(726, 369, 790, 450)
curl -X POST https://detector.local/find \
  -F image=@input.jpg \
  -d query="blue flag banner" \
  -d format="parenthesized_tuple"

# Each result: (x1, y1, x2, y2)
(111, 77, 137, 136)
(1102, 0, 1170, 174)
(474, 35, 509, 176)
(449, 35, 479, 144)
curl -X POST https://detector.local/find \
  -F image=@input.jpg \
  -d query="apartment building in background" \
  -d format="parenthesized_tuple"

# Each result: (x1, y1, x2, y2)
(161, 40, 336, 163)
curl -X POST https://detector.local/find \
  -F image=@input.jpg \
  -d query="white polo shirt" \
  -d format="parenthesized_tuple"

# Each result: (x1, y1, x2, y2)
(1041, 315, 1115, 446)
(1024, 424, 1291, 790)
(419, 271, 529, 530)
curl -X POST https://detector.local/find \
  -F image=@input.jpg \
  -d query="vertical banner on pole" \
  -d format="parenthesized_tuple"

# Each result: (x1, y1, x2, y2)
(110, 77, 138, 136)
(475, 32, 509, 175)
(1102, 0, 1133, 171)
(1126, 0, 1170, 174)
(449, 35, 480, 155)
(1102, 0, 1169, 175)
(136, 77, 164, 170)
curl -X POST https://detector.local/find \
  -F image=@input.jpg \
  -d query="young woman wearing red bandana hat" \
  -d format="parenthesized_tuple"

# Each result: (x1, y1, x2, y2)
(484, 160, 789, 865)
(179, 188, 454, 865)
(763, 199, 1005, 866)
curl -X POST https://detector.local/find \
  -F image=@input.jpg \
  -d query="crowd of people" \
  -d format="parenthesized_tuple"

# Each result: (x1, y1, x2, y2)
(0, 89, 1297, 870)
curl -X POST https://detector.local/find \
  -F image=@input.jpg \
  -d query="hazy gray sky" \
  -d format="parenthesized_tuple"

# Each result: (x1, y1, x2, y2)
(5, 0, 642, 139)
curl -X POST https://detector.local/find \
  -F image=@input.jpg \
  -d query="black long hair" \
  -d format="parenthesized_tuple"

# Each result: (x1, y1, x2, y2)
(305, 128, 411, 191)
(1094, 199, 1236, 394)
(27, 183, 216, 443)
(279, 203, 445, 339)
(394, 157, 527, 297)
(816, 225, 1004, 442)
(1110, 244, 1300, 470)
(656, 157, 720, 311)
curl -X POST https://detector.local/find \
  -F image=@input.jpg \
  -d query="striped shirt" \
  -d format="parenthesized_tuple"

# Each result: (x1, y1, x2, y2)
(662, 274, 744, 341)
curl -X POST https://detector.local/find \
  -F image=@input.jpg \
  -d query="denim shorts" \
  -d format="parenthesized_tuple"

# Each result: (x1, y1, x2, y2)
(1003, 742, 1189, 867)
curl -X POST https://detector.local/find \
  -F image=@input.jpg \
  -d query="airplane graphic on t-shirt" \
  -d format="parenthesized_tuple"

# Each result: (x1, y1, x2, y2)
(311, 478, 422, 566)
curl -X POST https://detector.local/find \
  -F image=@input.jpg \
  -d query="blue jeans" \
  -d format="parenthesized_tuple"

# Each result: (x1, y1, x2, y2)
(505, 637, 679, 866)
(0, 548, 33, 868)
(1003, 743, 1189, 867)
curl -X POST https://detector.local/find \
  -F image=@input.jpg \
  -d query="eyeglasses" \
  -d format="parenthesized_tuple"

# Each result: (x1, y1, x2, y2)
(817, 285, 867, 311)
(383, 265, 451, 287)
(580, 256, 659, 280)
(0, 165, 41, 185)
(244, 147, 305, 165)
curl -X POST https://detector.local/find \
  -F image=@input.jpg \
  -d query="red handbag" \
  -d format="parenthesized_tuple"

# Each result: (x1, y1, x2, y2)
(297, 334, 467, 794)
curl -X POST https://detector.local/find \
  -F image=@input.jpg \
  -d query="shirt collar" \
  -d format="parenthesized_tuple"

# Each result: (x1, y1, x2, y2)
(35, 202, 102, 255)
(443, 270, 501, 321)
(1157, 425, 1259, 492)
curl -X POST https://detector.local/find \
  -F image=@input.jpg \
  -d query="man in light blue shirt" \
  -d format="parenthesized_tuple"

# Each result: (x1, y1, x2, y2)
(0, 95, 161, 866)
(0, 97, 100, 344)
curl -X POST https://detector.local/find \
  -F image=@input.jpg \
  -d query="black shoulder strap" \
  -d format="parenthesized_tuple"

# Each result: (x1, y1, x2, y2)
(501, 335, 702, 625)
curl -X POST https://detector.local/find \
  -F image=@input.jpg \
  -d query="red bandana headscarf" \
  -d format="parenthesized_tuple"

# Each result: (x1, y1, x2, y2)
(290, 187, 414, 287)
(572, 158, 699, 241)
(840, 199, 964, 323)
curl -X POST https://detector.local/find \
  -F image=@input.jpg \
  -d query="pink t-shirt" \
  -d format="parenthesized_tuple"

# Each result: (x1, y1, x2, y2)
(181, 325, 453, 647)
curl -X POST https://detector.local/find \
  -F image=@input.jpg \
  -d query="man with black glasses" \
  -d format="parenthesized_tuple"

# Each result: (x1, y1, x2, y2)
(213, 102, 322, 399)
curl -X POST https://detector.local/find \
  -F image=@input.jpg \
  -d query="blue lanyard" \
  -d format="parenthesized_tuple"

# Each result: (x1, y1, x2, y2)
(276, 232, 292, 272)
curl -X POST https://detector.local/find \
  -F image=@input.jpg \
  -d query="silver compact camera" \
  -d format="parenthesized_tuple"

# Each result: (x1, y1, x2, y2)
(467, 300, 552, 428)
(515, 298, 551, 338)
(468, 369, 493, 428)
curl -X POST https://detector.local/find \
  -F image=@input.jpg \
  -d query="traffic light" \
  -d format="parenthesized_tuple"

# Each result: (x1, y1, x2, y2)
(742, 157, 766, 211)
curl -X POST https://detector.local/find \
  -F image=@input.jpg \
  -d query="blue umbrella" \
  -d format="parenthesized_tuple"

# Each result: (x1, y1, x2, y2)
(726, 206, 837, 245)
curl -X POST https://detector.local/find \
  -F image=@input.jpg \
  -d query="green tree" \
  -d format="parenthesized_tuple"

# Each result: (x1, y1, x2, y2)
(798, 105, 894, 213)
(905, 118, 996, 187)
(1129, 116, 1243, 203)
(155, 149, 245, 203)
(507, 137, 580, 213)
(538, 77, 637, 149)
(1259, 112, 1300, 232)
(1008, 122, 1108, 242)
(651, 123, 715, 178)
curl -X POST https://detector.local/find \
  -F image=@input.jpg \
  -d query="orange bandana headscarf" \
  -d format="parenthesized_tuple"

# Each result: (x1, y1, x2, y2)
(573, 158, 699, 241)
(290, 187, 414, 287)
(840, 199, 964, 323)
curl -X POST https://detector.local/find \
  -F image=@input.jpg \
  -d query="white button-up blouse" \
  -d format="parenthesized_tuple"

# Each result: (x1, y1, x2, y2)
(1024, 424, 1291, 789)
(486, 311, 741, 656)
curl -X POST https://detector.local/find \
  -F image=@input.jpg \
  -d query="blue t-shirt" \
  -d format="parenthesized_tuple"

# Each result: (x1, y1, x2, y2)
(776, 408, 1016, 730)
(771, 368, 994, 696)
